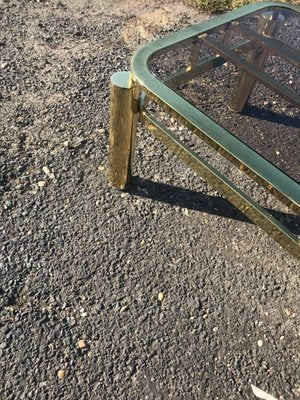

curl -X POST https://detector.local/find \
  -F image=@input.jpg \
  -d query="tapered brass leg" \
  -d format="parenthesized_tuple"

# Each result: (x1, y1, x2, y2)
(228, 11, 285, 113)
(109, 71, 139, 190)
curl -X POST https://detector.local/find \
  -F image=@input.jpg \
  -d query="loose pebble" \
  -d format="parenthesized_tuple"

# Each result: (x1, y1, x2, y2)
(78, 339, 86, 349)
(98, 165, 105, 172)
(213, 327, 218, 332)
(42, 166, 51, 175)
(57, 369, 65, 380)
(120, 305, 128, 313)
(37, 180, 47, 188)
(4, 200, 12, 209)
(158, 292, 164, 302)
(42, 166, 55, 179)
(257, 339, 263, 347)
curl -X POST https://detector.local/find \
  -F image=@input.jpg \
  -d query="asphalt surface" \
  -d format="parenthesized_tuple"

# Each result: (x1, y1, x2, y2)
(0, 1, 299, 399)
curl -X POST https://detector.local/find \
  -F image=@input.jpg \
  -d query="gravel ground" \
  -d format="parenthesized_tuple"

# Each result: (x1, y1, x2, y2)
(0, 0, 299, 399)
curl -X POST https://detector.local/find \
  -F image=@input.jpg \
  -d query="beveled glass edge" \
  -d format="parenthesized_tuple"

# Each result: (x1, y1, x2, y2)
(131, 1, 300, 208)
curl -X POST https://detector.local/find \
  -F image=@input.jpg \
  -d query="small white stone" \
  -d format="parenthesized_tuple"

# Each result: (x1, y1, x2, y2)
(257, 339, 263, 347)
(37, 180, 47, 188)
(158, 292, 164, 302)
(42, 166, 55, 179)
(212, 326, 218, 333)
(57, 369, 65, 379)
(78, 339, 87, 349)
(42, 166, 51, 175)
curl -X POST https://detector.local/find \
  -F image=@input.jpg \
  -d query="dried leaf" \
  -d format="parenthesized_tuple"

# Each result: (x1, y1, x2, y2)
(251, 384, 278, 400)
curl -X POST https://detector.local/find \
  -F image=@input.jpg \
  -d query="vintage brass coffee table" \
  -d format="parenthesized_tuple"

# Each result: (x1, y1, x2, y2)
(109, 1, 300, 260)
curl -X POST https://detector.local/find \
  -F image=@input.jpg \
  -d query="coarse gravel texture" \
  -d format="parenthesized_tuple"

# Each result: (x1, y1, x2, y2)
(0, 0, 299, 399)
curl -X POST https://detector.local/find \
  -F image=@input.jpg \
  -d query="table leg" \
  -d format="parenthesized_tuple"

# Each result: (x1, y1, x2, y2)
(191, 38, 201, 69)
(109, 71, 139, 190)
(228, 11, 285, 113)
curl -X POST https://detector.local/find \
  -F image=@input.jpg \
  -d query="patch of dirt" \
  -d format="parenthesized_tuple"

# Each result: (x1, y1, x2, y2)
(120, 2, 205, 45)
(65, 0, 206, 46)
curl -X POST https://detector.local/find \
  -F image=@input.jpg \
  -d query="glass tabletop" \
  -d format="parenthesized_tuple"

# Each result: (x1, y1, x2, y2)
(147, 5, 300, 182)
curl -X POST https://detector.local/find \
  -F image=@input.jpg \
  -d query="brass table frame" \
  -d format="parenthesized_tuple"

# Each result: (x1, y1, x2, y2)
(109, 2, 300, 261)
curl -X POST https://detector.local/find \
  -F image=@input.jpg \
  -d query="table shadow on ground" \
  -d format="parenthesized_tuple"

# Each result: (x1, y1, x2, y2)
(245, 105, 300, 130)
(128, 177, 300, 235)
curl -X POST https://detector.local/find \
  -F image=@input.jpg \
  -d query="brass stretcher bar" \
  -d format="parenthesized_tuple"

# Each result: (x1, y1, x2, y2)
(200, 35, 300, 107)
(231, 23, 300, 69)
(165, 40, 252, 87)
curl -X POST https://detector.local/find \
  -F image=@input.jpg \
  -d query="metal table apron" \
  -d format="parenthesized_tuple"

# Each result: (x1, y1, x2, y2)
(109, 1, 300, 261)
